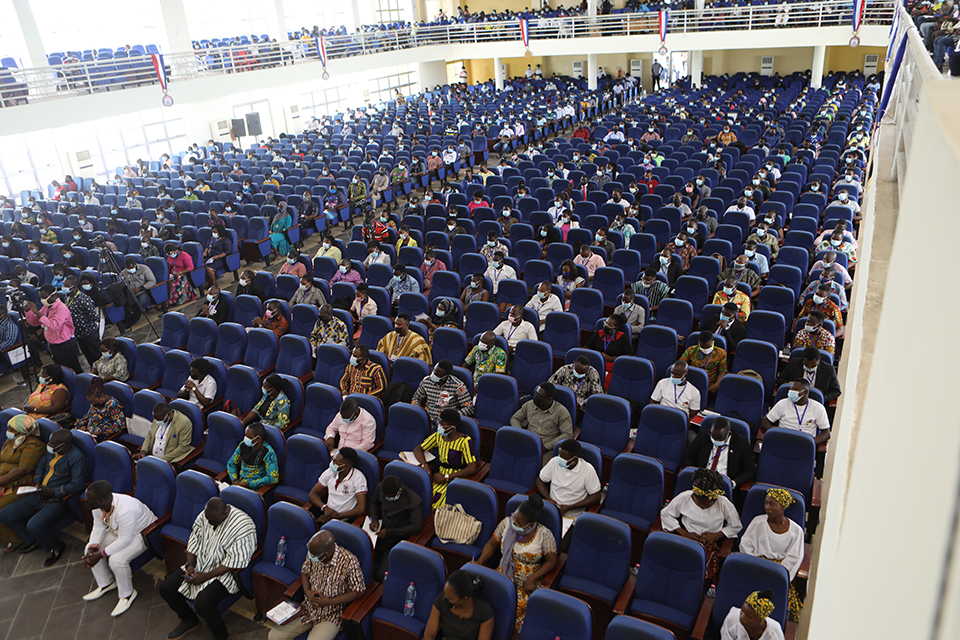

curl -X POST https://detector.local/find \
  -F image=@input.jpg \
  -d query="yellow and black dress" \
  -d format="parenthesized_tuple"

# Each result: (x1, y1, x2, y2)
(418, 430, 475, 507)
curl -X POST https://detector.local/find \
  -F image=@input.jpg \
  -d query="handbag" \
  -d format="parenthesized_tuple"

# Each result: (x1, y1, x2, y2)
(434, 502, 482, 545)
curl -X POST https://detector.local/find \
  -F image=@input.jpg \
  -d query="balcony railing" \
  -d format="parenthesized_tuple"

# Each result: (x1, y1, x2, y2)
(0, 0, 895, 108)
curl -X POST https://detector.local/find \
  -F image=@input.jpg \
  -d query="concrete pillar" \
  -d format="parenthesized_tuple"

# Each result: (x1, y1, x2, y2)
(418, 60, 447, 92)
(811, 44, 826, 89)
(588, 0, 598, 18)
(274, 0, 288, 40)
(158, 0, 193, 54)
(588, 53, 598, 91)
(12, 0, 46, 67)
(352, 0, 363, 30)
(494, 57, 504, 91)
(690, 50, 703, 89)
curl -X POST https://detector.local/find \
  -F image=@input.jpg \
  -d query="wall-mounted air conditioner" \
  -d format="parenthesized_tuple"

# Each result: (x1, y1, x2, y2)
(864, 54, 879, 75)
(69, 150, 97, 178)
(284, 104, 301, 134)
(572, 60, 584, 78)
(209, 119, 232, 142)
(630, 59, 643, 77)
(760, 56, 774, 76)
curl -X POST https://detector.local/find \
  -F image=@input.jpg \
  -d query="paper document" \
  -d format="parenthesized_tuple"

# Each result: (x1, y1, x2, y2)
(399, 451, 435, 465)
(266, 601, 300, 625)
(16, 486, 38, 495)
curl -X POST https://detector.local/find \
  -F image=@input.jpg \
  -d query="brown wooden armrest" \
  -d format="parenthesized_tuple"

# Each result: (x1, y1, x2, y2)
(648, 515, 663, 534)
(817, 440, 828, 454)
(784, 620, 798, 640)
(539, 552, 566, 588)
(811, 478, 822, 507)
(690, 595, 715, 640)
(410, 514, 435, 546)
(284, 580, 303, 600)
(257, 481, 280, 498)
(215, 470, 228, 483)
(738, 481, 753, 493)
(471, 464, 490, 483)
(178, 444, 205, 469)
(141, 511, 172, 537)
(342, 581, 381, 622)
(798, 542, 812, 581)
(612, 574, 636, 615)
(344, 582, 384, 623)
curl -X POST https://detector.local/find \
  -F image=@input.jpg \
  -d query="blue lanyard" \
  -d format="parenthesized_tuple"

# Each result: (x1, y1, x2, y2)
(673, 383, 686, 405)
(794, 402, 809, 427)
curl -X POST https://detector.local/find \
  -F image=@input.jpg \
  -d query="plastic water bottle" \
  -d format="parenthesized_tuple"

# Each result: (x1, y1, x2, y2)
(275, 536, 287, 566)
(403, 582, 417, 617)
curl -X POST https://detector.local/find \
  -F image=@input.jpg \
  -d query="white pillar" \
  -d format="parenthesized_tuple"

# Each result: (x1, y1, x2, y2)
(158, 0, 193, 54)
(588, 0, 598, 17)
(352, 0, 363, 30)
(494, 57, 504, 91)
(418, 60, 447, 92)
(811, 45, 826, 89)
(690, 50, 703, 89)
(588, 53, 598, 91)
(12, 0, 46, 68)
(274, 0, 288, 40)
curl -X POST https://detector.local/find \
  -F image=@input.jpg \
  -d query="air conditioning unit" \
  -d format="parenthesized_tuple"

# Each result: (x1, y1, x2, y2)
(209, 119, 232, 143)
(760, 56, 774, 76)
(572, 60, 585, 78)
(630, 59, 643, 76)
(69, 150, 97, 178)
(864, 54, 879, 75)
(283, 104, 301, 134)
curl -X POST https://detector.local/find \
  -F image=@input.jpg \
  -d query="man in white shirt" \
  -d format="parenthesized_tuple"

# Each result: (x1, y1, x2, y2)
(306, 447, 368, 524)
(828, 188, 861, 216)
(514, 121, 526, 139)
(724, 197, 756, 222)
(82, 480, 158, 617)
(324, 398, 377, 453)
(493, 305, 538, 348)
(604, 126, 625, 143)
(536, 439, 601, 528)
(760, 379, 830, 445)
(525, 281, 563, 332)
(650, 360, 702, 419)
(494, 125, 515, 155)
(525, 64, 534, 78)
(484, 251, 516, 296)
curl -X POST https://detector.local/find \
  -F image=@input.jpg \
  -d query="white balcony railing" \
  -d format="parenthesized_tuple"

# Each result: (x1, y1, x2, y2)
(0, 0, 896, 108)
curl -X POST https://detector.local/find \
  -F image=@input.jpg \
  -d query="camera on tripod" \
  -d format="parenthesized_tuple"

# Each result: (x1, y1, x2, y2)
(5, 285, 26, 314)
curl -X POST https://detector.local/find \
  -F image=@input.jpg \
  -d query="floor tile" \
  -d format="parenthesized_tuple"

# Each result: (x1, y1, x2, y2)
(39, 601, 83, 640)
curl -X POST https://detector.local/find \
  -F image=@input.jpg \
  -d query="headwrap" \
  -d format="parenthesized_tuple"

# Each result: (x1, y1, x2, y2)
(767, 487, 795, 509)
(7, 414, 38, 449)
(692, 485, 725, 501)
(273, 201, 289, 224)
(745, 590, 776, 620)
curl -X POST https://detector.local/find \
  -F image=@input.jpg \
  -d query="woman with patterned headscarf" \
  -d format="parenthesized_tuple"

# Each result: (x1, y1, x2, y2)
(0, 415, 45, 552)
(660, 468, 742, 583)
(739, 487, 804, 622)
(721, 589, 785, 640)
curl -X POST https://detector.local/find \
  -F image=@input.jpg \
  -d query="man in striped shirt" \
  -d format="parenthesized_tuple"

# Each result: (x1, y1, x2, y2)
(159, 497, 257, 640)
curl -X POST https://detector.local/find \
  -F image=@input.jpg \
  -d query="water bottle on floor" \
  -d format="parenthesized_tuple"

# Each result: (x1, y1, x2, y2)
(404, 582, 417, 617)
(275, 535, 287, 566)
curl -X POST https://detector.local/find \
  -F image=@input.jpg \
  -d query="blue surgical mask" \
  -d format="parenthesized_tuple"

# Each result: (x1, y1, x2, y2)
(5, 431, 14, 440)
(671, 376, 684, 386)
(307, 552, 321, 562)
(349, 356, 359, 366)
(787, 390, 801, 403)
(710, 436, 727, 447)
(46, 444, 55, 454)
(573, 370, 585, 379)
(429, 373, 441, 384)
(557, 457, 570, 469)
(82, 284, 93, 291)
(206, 294, 216, 303)
(243, 436, 255, 447)
(385, 491, 401, 502)
(101, 352, 113, 360)
(329, 460, 341, 474)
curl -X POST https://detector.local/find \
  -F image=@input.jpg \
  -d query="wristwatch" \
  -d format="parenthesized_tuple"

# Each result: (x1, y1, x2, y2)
(444, 473, 450, 481)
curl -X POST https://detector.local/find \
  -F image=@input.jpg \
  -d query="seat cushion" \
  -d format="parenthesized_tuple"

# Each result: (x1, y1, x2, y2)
(274, 486, 310, 504)
(372, 608, 427, 637)
(430, 539, 483, 559)
(192, 458, 226, 475)
(630, 599, 696, 631)
(559, 574, 620, 604)
(161, 524, 191, 545)
(253, 560, 299, 585)
(602, 509, 653, 531)
(483, 478, 529, 494)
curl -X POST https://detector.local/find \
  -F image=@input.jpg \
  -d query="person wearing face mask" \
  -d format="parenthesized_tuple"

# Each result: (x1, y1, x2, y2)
(681, 331, 728, 393)
(651, 360, 703, 420)
(266, 530, 366, 640)
(164, 243, 196, 306)
(339, 344, 386, 399)
(0, 428, 86, 566)
(740, 239, 769, 277)
(743, 220, 779, 260)
(344, 175, 368, 231)
(536, 438, 601, 545)
(367, 475, 423, 583)
(23, 285, 83, 374)
(548, 356, 602, 422)
(252, 301, 290, 339)
(585, 314, 633, 380)
(237, 375, 290, 433)
(698, 301, 745, 351)
(172, 358, 217, 412)
(324, 391, 377, 457)
(444, 215, 466, 239)
(725, 196, 756, 222)
(331, 258, 363, 289)
(0, 235, 17, 260)
(681, 414, 756, 493)
(474, 494, 556, 631)
(827, 187, 862, 220)
(808, 251, 853, 291)
(493, 304, 537, 349)
(716, 124, 738, 147)
(226, 422, 280, 491)
(201, 223, 232, 287)
(651, 246, 681, 286)
(307, 447, 367, 525)
(196, 284, 228, 325)
(236, 269, 266, 302)
(815, 228, 858, 268)
(610, 288, 644, 334)
(157, 497, 257, 640)
(511, 383, 574, 466)
(483, 250, 517, 300)
(525, 281, 563, 332)
(378, 313, 431, 365)
(306, 304, 347, 352)
(721, 254, 763, 300)
(414, 408, 478, 508)
(777, 347, 841, 406)
(494, 206, 515, 238)
(412, 360, 474, 427)
(370, 166, 389, 209)
(463, 330, 507, 381)
(792, 309, 836, 356)
(799, 282, 844, 340)
(0, 415, 45, 553)
(74, 378, 125, 442)
(479, 231, 508, 263)
(761, 379, 831, 445)
(420, 249, 449, 295)
(802, 265, 849, 312)
(395, 224, 417, 253)
(630, 267, 670, 319)
(26, 240, 48, 264)
(712, 275, 752, 323)
(314, 234, 342, 265)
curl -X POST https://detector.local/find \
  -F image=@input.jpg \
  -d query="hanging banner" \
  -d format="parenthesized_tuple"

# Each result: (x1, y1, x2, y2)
(886, 8, 900, 60)
(315, 36, 330, 80)
(520, 19, 531, 57)
(150, 53, 173, 106)
(850, 0, 866, 47)
(658, 12, 669, 55)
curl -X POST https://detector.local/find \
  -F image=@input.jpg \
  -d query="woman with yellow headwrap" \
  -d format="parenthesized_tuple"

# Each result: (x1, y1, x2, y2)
(739, 487, 804, 622)
(720, 589, 785, 639)
(660, 468, 742, 584)
(0, 415, 45, 552)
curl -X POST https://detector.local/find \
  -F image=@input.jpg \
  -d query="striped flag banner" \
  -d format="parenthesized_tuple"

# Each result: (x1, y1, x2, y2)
(659, 11, 669, 44)
(886, 7, 900, 60)
(150, 53, 167, 91)
(520, 19, 530, 48)
(315, 35, 328, 68)
(852, 0, 866, 32)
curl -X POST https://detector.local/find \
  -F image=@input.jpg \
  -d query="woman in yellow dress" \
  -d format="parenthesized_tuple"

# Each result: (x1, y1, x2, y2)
(413, 409, 477, 507)
(23, 364, 71, 424)
(0, 415, 46, 552)
(474, 495, 558, 631)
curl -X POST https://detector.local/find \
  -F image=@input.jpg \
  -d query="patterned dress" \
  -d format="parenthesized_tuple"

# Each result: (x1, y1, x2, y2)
(75, 397, 126, 441)
(252, 391, 291, 430)
(0, 436, 45, 544)
(418, 431, 475, 507)
(493, 519, 557, 631)
(226, 442, 280, 489)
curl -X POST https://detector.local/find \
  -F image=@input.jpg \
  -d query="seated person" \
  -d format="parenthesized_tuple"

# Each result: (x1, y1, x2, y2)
(331, 258, 363, 286)
(414, 409, 478, 508)
(0, 415, 45, 553)
(760, 379, 830, 445)
(799, 283, 844, 340)
(721, 590, 785, 640)
(386, 265, 420, 306)
(701, 302, 746, 351)
(378, 313, 431, 364)
(226, 423, 279, 490)
(74, 378, 126, 442)
(584, 314, 633, 378)
(681, 416, 755, 490)
(793, 310, 836, 355)
(461, 272, 491, 306)
(421, 249, 447, 293)
(484, 251, 516, 299)
(291, 275, 326, 307)
(304, 447, 367, 524)
(369, 475, 423, 581)
(660, 468, 742, 584)
(650, 360, 702, 420)
(548, 357, 603, 422)
(22, 364, 70, 423)
(474, 495, 557, 632)
(251, 299, 290, 338)
(310, 304, 349, 349)
(493, 305, 538, 348)
(350, 284, 378, 331)
(510, 383, 574, 466)
(237, 270, 267, 301)
(681, 331, 728, 393)
(525, 281, 562, 332)
(324, 398, 377, 454)
(422, 570, 495, 640)
(613, 288, 645, 333)
(574, 245, 605, 282)
(536, 440, 601, 547)
(340, 345, 387, 397)
(177, 357, 217, 408)
(90, 338, 129, 382)
(239, 374, 291, 431)
(411, 361, 474, 425)
(198, 285, 229, 325)
(134, 402, 195, 466)
(463, 331, 507, 381)
(776, 347, 841, 403)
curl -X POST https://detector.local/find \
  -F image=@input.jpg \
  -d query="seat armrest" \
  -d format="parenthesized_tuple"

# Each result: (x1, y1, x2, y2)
(811, 478, 822, 507)
(471, 464, 490, 483)
(410, 515, 435, 546)
(539, 552, 566, 588)
(690, 595, 715, 640)
(141, 511, 172, 537)
(284, 580, 303, 600)
(257, 481, 280, 498)
(215, 470, 228, 483)
(612, 574, 636, 615)
(343, 583, 384, 624)
(798, 542, 812, 580)
(719, 536, 736, 559)
(785, 620, 798, 640)
(648, 515, 663, 533)
(178, 444, 205, 469)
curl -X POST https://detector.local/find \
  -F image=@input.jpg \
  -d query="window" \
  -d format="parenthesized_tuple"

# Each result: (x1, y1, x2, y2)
(284, 0, 354, 35)
(31, 0, 168, 57)
(183, 0, 280, 42)
(375, 0, 411, 24)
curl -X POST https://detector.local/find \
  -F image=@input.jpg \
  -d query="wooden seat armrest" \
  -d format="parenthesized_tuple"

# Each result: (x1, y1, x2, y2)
(256, 481, 280, 498)
(573, 427, 581, 439)
(785, 620, 798, 640)
(178, 444, 205, 468)
(410, 515, 435, 546)
(342, 581, 381, 621)
(284, 580, 303, 600)
(140, 512, 172, 537)
(738, 481, 753, 493)
(343, 583, 384, 623)
(811, 478, 822, 507)
(471, 464, 490, 483)
(215, 470, 228, 483)
(539, 552, 566, 588)
(798, 542, 812, 580)
(612, 574, 636, 615)
(648, 515, 663, 533)
(690, 595, 715, 640)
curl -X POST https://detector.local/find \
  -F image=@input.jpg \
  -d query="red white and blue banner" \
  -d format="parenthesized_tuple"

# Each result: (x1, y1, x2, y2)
(520, 19, 530, 49)
(315, 36, 330, 79)
(850, 0, 865, 45)
(886, 7, 900, 60)
(659, 11, 668, 44)
(150, 53, 167, 91)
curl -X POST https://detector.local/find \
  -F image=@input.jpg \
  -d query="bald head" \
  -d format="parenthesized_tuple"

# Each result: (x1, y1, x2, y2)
(308, 530, 336, 563)
(204, 497, 230, 527)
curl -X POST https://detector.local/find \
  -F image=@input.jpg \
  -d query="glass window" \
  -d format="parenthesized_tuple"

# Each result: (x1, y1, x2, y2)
(32, 0, 168, 57)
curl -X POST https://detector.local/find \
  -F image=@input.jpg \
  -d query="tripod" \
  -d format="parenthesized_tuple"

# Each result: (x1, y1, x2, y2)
(95, 238, 161, 341)
(7, 289, 38, 390)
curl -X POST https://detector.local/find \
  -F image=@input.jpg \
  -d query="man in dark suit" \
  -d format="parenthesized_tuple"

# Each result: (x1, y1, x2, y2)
(651, 246, 682, 285)
(197, 285, 229, 325)
(777, 346, 842, 402)
(700, 302, 747, 351)
(682, 416, 755, 490)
